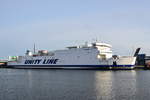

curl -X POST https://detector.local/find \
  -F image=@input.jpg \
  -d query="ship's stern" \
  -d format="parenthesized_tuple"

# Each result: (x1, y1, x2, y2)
(111, 56, 137, 69)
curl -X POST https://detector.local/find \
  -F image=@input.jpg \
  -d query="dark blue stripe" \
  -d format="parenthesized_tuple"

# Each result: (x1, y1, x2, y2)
(8, 65, 134, 68)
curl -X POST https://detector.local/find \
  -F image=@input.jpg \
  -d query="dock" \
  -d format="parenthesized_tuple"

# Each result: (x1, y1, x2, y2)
(0, 60, 7, 68)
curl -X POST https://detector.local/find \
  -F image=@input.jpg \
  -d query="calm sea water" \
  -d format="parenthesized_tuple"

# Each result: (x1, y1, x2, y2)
(0, 68, 150, 100)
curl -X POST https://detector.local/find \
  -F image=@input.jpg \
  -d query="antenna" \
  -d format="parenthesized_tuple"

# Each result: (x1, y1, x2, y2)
(34, 43, 36, 54)
(95, 38, 98, 42)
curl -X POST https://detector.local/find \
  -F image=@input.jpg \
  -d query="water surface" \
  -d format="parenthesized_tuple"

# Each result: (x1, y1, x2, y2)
(0, 68, 150, 100)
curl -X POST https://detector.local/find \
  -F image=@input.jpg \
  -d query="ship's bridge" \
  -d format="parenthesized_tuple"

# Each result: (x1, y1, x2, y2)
(92, 42, 112, 48)
(92, 42, 113, 59)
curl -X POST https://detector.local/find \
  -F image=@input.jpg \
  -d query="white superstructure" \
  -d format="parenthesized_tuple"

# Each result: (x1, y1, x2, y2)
(7, 42, 138, 69)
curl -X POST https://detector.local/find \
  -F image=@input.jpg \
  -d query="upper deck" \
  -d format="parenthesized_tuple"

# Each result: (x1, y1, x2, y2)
(23, 42, 113, 59)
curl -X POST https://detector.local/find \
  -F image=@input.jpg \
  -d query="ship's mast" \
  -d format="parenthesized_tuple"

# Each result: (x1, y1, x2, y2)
(33, 43, 36, 54)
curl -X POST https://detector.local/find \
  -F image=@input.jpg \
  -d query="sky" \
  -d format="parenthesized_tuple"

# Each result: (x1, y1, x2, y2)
(0, 0, 150, 58)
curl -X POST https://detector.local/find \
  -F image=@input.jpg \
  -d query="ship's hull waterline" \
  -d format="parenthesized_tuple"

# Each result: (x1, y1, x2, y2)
(8, 65, 135, 69)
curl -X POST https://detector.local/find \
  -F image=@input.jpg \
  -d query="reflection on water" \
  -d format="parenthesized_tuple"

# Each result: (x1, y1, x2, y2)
(95, 71, 113, 100)
(0, 69, 150, 100)
(95, 71, 137, 100)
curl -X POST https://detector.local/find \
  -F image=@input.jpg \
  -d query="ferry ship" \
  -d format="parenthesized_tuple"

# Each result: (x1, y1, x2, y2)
(7, 42, 140, 69)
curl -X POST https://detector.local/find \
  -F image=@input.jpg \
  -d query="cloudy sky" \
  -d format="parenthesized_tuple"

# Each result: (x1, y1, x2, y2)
(0, 0, 150, 58)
